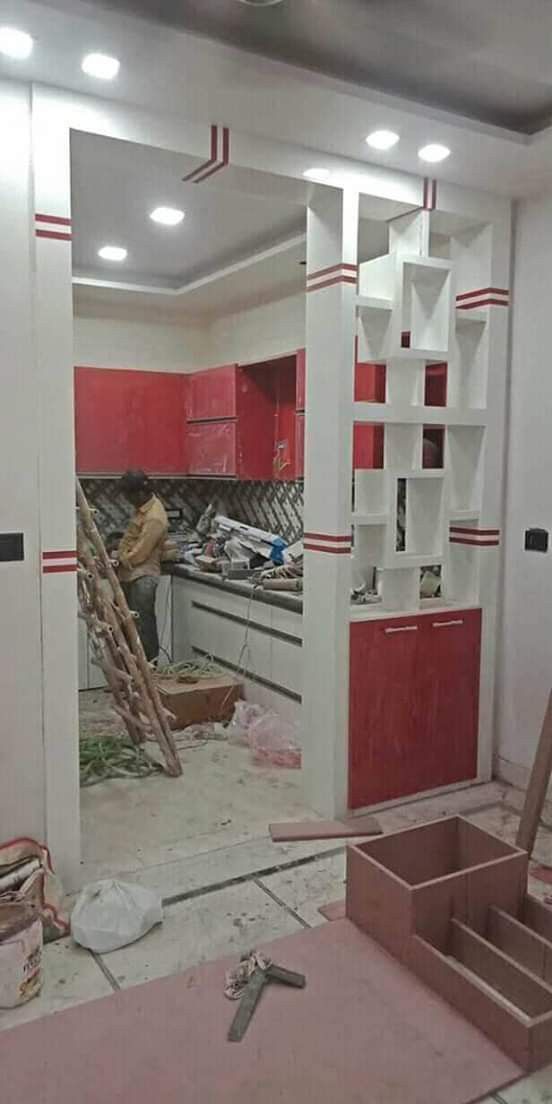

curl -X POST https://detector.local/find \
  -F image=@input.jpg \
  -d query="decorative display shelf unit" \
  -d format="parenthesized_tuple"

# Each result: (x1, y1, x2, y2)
(352, 207, 498, 618)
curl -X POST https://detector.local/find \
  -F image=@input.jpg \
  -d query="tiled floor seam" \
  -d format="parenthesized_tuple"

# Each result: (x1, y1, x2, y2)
(253, 875, 311, 930)
(92, 950, 121, 991)
(160, 845, 345, 908)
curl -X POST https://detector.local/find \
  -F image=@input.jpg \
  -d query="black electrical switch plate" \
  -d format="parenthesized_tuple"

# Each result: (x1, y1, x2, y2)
(525, 528, 549, 553)
(0, 532, 24, 562)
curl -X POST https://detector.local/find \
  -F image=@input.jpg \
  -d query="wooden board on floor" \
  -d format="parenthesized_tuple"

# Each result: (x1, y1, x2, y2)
(269, 814, 381, 842)
(1, 920, 521, 1104)
(318, 898, 346, 921)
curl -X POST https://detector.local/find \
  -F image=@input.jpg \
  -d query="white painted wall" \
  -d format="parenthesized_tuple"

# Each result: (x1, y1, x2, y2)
(0, 82, 45, 848)
(209, 292, 305, 364)
(74, 313, 209, 371)
(498, 193, 552, 789)
(73, 292, 305, 373)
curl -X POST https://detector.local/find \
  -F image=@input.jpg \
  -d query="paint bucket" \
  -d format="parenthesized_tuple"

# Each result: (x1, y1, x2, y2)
(0, 903, 43, 1008)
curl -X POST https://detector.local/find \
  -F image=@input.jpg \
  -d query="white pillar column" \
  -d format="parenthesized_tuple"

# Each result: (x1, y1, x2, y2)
(0, 81, 46, 846)
(302, 187, 359, 816)
(32, 89, 80, 887)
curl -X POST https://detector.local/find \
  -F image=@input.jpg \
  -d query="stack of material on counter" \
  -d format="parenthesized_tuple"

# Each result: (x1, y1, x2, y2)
(172, 503, 304, 589)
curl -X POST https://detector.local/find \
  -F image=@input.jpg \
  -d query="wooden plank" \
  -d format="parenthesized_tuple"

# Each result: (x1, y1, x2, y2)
(487, 907, 548, 979)
(269, 815, 381, 842)
(0, 918, 523, 1104)
(408, 931, 531, 1069)
(451, 919, 552, 1018)
(516, 689, 552, 856)
(318, 898, 346, 921)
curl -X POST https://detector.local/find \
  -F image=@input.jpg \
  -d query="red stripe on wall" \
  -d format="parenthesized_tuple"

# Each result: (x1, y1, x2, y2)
(450, 537, 499, 547)
(35, 213, 72, 226)
(304, 532, 351, 542)
(43, 564, 78, 574)
(306, 275, 357, 293)
(35, 230, 72, 241)
(449, 528, 499, 537)
(456, 299, 509, 310)
(307, 262, 358, 281)
(456, 287, 509, 301)
(182, 124, 219, 182)
(43, 550, 77, 560)
(304, 543, 351, 554)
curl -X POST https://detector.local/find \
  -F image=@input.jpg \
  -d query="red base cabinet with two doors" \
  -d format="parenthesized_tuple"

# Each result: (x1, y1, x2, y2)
(349, 608, 481, 809)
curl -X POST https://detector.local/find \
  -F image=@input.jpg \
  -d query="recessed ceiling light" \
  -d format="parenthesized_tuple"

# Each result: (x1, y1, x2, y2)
(0, 27, 33, 59)
(98, 245, 127, 262)
(418, 143, 450, 163)
(82, 52, 120, 80)
(366, 130, 399, 151)
(150, 206, 185, 227)
(303, 167, 331, 182)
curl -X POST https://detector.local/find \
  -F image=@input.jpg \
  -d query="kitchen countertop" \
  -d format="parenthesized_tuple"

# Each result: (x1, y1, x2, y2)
(167, 563, 303, 614)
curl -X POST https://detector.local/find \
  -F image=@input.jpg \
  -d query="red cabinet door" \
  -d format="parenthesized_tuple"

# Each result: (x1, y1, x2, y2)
(349, 617, 425, 808)
(139, 373, 187, 473)
(295, 349, 306, 412)
(187, 420, 237, 476)
(75, 366, 135, 474)
(419, 609, 480, 788)
(188, 365, 237, 420)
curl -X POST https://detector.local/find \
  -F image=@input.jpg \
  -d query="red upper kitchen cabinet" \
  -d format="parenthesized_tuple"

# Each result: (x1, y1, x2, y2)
(187, 364, 238, 421)
(186, 363, 275, 479)
(349, 609, 481, 808)
(74, 367, 187, 475)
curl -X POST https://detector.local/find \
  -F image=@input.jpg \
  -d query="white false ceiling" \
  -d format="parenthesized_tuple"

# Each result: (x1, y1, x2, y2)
(4, 0, 552, 198)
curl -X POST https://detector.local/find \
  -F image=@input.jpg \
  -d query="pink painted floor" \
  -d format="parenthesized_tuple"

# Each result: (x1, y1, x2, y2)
(2, 919, 520, 1104)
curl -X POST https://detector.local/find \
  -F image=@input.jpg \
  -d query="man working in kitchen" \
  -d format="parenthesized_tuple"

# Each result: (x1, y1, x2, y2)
(117, 469, 169, 663)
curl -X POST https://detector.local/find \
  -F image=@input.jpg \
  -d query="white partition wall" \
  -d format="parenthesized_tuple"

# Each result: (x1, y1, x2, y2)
(0, 76, 512, 871)
(303, 183, 511, 816)
(302, 188, 359, 815)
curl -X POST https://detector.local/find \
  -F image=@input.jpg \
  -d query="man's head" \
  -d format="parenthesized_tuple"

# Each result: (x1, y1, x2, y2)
(120, 469, 153, 508)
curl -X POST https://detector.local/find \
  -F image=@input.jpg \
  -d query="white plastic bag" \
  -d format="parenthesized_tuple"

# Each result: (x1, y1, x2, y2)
(71, 879, 163, 953)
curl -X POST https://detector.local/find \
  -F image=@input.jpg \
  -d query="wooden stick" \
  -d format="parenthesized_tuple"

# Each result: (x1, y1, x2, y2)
(76, 481, 181, 775)
(516, 690, 552, 855)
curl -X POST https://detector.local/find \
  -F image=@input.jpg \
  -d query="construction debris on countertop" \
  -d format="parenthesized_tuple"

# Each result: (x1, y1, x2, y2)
(165, 502, 304, 589)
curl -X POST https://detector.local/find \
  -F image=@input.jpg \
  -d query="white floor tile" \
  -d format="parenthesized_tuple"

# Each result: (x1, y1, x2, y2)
(100, 880, 302, 989)
(127, 836, 341, 899)
(259, 852, 346, 927)
(0, 937, 112, 1032)
(497, 1064, 552, 1101)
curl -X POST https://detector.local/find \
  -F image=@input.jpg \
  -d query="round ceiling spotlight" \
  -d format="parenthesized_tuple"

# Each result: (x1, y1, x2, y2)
(418, 143, 450, 164)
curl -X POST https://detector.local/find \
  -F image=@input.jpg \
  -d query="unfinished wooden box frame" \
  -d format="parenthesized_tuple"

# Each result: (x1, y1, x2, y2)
(346, 816, 552, 1070)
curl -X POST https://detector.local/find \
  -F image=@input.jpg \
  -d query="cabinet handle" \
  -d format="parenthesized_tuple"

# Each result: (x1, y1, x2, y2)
(432, 619, 464, 628)
(384, 625, 418, 635)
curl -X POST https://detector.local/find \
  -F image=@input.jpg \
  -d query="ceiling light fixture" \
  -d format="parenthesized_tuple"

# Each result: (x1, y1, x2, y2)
(366, 130, 399, 151)
(418, 143, 450, 163)
(303, 167, 331, 182)
(236, 0, 285, 6)
(82, 52, 120, 80)
(98, 245, 127, 262)
(0, 26, 33, 59)
(150, 206, 185, 227)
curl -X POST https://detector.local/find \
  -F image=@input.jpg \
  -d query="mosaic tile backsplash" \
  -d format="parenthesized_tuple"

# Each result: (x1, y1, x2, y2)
(81, 478, 304, 544)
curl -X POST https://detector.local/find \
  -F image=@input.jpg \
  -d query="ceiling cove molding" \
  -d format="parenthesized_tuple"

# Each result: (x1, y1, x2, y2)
(72, 231, 306, 297)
